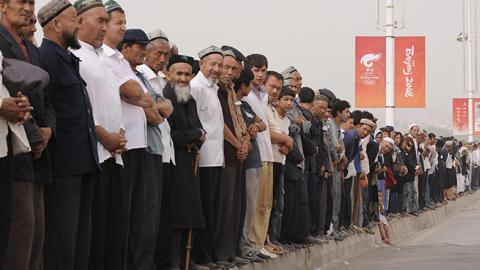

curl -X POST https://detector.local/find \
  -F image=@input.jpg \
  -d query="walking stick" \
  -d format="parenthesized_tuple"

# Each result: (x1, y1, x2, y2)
(185, 228, 193, 270)
(185, 147, 200, 270)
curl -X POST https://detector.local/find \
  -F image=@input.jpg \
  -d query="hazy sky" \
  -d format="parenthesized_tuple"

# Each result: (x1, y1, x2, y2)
(33, 0, 467, 132)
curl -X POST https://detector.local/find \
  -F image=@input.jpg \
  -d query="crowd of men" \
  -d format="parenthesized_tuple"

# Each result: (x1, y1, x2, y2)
(0, 0, 477, 270)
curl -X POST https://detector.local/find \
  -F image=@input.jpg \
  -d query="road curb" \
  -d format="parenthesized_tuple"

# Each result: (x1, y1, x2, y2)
(237, 191, 480, 270)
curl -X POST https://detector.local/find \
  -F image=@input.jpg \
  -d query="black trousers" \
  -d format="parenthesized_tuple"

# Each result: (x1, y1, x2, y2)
(340, 177, 353, 229)
(307, 173, 321, 236)
(154, 163, 174, 270)
(268, 163, 284, 243)
(427, 173, 438, 203)
(0, 135, 13, 270)
(120, 149, 159, 270)
(281, 173, 311, 243)
(88, 158, 122, 270)
(136, 153, 162, 270)
(418, 174, 426, 209)
(44, 174, 95, 270)
(193, 167, 223, 263)
(216, 166, 243, 261)
(324, 176, 333, 234)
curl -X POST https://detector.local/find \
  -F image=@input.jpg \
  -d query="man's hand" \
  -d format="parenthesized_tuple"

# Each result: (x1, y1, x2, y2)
(285, 136, 294, 151)
(292, 115, 305, 126)
(279, 144, 290, 155)
(0, 94, 33, 123)
(103, 131, 127, 153)
(247, 124, 259, 137)
(199, 129, 207, 143)
(236, 140, 249, 161)
(336, 144, 344, 153)
(32, 127, 53, 160)
(155, 98, 173, 118)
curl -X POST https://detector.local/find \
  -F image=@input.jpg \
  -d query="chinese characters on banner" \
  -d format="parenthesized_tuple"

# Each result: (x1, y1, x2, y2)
(452, 98, 469, 135)
(452, 98, 480, 136)
(355, 36, 426, 108)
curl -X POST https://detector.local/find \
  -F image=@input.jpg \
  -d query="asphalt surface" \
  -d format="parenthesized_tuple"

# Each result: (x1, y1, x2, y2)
(322, 197, 480, 270)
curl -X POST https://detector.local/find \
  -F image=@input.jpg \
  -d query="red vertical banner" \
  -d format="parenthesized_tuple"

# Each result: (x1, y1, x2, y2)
(395, 36, 426, 108)
(355, 36, 386, 108)
(453, 98, 469, 135)
(473, 99, 480, 135)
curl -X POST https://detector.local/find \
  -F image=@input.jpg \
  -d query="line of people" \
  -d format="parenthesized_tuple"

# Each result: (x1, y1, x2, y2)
(0, 0, 475, 270)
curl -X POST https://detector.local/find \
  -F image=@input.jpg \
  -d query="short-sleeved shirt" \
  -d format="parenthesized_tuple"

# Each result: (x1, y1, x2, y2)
(136, 64, 175, 165)
(136, 71, 164, 156)
(71, 40, 123, 165)
(101, 44, 147, 150)
(190, 71, 224, 167)
(243, 87, 274, 163)
(240, 101, 262, 169)
(267, 103, 290, 165)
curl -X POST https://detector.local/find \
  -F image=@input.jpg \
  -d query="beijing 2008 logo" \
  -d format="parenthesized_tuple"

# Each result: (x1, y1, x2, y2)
(360, 53, 382, 86)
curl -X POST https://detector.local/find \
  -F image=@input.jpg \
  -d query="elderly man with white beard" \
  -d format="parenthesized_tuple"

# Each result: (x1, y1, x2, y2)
(162, 54, 207, 269)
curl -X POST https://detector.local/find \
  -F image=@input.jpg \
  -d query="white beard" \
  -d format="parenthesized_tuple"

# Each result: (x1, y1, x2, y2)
(174, 85, 191, 104)
(207, 76, 219, 85)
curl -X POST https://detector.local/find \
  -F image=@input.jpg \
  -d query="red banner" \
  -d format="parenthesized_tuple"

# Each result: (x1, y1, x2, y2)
(355, 36, 386, 108)
(395, 36, 426, 108)
(453, 98, 469, 135)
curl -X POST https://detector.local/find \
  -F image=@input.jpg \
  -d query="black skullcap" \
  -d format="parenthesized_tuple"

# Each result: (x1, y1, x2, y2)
(167, 54, 195, 70)
(299, 87, 315, 103)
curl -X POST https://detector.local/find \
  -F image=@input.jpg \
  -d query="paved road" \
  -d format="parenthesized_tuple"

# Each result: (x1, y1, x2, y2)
(322, 198, 480, 270)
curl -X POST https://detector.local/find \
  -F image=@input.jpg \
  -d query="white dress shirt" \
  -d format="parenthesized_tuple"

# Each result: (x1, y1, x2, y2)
(243, 87, 274, 163)
(101, 44, 147, 151)
(136, 64, 175, 165)
(266, 104, 290, 164)
(71, 41, 123, 165)
(190, 71, 224, 167)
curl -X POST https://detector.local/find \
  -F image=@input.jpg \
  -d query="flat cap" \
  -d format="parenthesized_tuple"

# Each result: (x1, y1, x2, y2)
(148, 29, 169, 42)
(281, 66, 298, 79)
(38, 0, 72, 27)
(221, 45, 245, 62)
(198, 45, 224, 60)
(74, 0, 103, 15)
(123, 29, 149, 44)
(104, 0, 122, 13)
(167, 54, 195, 70)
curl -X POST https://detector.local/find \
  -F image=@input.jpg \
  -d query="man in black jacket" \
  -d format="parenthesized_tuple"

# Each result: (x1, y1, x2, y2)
(0, 0, 55, 269)
(38, 1, 102, 269)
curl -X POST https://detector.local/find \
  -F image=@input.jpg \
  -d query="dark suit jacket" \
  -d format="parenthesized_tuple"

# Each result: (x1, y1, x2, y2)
(39, 38, 99, 177)
(0, 25, 55, 182)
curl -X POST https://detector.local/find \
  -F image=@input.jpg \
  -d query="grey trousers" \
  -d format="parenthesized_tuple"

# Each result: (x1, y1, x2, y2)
(239, 167, 261, 256)
(331, 170, 342, 230)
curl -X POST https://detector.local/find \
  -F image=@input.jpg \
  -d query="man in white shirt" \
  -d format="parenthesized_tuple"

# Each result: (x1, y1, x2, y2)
(123, 28, 172, 270)
(242, 54, 277, 259)
(71, 1, 126, 269)
(100, 2, 157, 269)
(136, 28, 176, 268)
(266, 82, 293, 249)
(190, 45, 227, 267)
